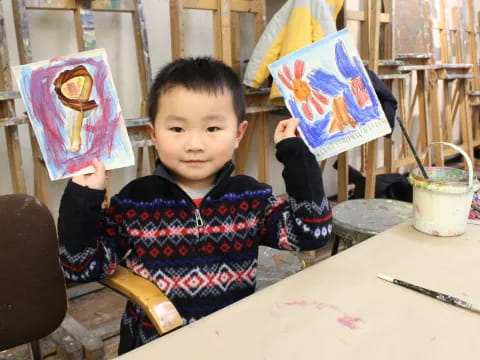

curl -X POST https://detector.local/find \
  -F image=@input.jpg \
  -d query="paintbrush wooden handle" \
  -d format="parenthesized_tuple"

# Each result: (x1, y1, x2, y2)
(378, 274, 480, 314)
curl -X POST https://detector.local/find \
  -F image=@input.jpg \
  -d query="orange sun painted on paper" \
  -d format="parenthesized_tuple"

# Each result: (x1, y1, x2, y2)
(277, 59, 329, 120)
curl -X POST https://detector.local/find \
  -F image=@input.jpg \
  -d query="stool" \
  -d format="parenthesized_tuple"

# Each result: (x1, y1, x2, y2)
(331, 199, 413, 255)
(256, 246, 303, 291)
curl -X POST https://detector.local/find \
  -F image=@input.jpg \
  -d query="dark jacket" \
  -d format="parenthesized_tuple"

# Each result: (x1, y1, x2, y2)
(58, 137, 332, 353)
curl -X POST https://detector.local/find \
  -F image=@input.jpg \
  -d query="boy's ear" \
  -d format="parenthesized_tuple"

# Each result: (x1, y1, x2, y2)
(234, 120, 248, 149)
(146, 122, 156, 142)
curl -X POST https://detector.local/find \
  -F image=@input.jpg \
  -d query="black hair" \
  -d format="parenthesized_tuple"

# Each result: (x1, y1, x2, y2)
(148, 57, 246, 124)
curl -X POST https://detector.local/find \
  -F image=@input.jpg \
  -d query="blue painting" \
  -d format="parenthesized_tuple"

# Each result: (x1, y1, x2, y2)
(269, 29, 391, 161)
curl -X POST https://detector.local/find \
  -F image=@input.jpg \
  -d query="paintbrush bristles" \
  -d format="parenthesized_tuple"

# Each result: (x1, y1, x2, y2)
(377, 274, 394, 282)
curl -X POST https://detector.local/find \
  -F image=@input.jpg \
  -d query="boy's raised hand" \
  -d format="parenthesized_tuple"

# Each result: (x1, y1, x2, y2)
(72, 158, 109, 190)
(274, 117, 300, 144)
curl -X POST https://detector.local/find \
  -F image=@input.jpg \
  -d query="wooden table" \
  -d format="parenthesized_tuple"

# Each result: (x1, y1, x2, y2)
(117, 221, 480, 359)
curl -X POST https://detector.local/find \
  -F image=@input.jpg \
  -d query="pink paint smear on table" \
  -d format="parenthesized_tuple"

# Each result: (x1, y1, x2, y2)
(337, 314, 362, 329)
(282, 300, 329, 310)
(281, 300, 363, 330)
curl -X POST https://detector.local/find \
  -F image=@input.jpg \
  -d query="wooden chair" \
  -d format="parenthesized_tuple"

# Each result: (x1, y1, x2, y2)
(0, 194, 182, 358)
(100, 266, 183, 336)
(0, 194, 67, 358)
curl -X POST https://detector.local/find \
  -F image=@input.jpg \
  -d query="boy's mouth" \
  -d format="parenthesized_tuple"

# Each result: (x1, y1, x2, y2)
(183, 160, 206, 164)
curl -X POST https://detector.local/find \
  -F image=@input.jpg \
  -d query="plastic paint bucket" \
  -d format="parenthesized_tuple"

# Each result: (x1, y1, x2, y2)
(409, 142, 480, 236)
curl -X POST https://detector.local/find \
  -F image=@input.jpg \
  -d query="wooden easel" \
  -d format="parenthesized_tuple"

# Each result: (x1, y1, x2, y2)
(391, 0, 445, 170)
(466, 0, 480, 154)
(0, 0, 27, 195)
(429, 1, 475, 165)
(336, 0, 382, 201)
(170, 0, 278, 183)
(11, 0, 155, 207)
(393, 56, 438, 169)
(362, 0, 388, 198)
(337, 0, 401, 200)
(373, 60, 412, 174)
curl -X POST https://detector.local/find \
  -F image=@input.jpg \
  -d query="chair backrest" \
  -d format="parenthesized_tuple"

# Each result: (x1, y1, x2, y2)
(0, 194, 67, 351)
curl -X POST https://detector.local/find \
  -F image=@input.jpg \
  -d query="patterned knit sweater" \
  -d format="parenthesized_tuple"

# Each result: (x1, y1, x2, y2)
(58, 137, 332, 353)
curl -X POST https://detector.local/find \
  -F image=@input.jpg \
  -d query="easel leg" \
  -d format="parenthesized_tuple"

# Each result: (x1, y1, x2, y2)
(337, 152, 348, 202)
(364, 140, 377, 199)
(256, 113, 269, 183)
(429, 74, 444, 166)
(5, 126, 27, 193)
(29, 125, 49, 208)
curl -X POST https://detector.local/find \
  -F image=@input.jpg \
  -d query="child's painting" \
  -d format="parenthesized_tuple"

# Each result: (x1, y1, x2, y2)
(13, 48, 134, 180)
(269, 29, 391, 161)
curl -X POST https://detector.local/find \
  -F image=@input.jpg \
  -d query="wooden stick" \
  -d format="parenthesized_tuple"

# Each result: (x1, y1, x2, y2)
(396, 116, 429, 179)
(365, 0, 381, 199)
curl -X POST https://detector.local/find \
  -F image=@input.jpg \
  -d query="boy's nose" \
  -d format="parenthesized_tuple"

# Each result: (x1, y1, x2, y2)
(185, 133, 205, 151)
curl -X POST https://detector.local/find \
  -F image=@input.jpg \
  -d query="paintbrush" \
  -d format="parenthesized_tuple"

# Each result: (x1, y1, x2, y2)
(377, 274, 480, 314)
(396, 116, 429, 179)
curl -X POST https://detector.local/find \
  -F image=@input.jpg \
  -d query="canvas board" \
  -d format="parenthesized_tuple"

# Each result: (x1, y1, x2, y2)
(12, 48, 134, 180)
(269, 29, 391, 161)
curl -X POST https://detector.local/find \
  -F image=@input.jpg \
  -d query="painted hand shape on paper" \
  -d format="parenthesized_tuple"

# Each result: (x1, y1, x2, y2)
(13, 49, 134, 180)
(269, 29, 390, 161)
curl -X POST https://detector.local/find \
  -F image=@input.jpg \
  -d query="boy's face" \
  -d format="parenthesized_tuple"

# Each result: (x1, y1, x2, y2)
(148, 86, 248, 191)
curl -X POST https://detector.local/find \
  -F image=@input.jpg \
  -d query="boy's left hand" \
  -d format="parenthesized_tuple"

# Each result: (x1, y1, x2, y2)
(274, 117, 300, 144)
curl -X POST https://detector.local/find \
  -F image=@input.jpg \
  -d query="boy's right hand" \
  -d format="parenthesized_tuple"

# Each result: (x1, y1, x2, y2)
(72, 158, 109, 190)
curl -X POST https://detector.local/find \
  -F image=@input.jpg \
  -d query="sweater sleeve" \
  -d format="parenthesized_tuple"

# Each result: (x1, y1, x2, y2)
(58, 181, 131, 282)
(259, 137, 332, 251)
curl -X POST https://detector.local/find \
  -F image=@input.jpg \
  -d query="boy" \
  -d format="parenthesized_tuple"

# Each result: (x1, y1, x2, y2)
(58, 57, 332, 354)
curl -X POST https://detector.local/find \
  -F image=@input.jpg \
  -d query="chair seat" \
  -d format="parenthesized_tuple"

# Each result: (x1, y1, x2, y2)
(331, 199, 413, 254)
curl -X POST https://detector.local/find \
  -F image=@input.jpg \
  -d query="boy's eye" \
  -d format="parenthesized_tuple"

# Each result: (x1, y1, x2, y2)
(169, 127, 183, 133)
(207, 126, 221, 132)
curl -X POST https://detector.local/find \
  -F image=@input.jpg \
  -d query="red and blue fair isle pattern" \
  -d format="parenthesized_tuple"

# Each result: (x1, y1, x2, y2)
(60, 188, 331, 347)
(59, 139, 332, 351)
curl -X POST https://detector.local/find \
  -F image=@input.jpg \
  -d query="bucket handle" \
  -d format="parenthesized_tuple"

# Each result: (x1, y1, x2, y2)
(427, 142, 473, 189)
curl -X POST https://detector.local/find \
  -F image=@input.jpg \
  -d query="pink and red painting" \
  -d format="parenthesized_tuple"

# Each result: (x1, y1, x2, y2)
(13, 48, 134, 180)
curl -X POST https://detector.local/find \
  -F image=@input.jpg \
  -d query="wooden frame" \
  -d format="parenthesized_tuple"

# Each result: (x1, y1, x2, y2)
(11, 0, 155, 208)
(338, 0, 399, 200)
(428, 1, 475, 165)
(393, 59, 437, 170)
(0, 0, 27, 195)
(467, 0, 480, 152)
